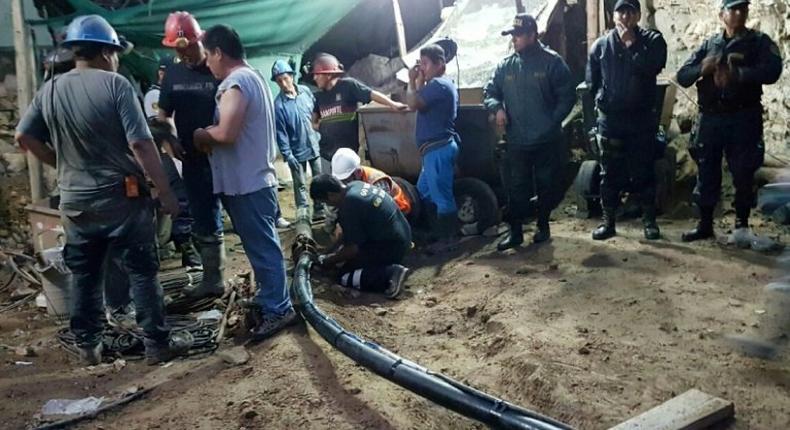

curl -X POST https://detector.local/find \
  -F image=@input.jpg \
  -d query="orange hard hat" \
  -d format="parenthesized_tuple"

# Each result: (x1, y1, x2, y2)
(312, 53, 344, 75)
(162, 11, 203, 48)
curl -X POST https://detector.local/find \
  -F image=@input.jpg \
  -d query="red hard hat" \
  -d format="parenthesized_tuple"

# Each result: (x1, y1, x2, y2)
(312, 53, 344, 75)
(162, 11, 203, 48)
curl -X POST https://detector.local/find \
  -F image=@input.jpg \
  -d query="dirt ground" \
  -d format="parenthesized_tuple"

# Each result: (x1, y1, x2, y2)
(1, 189, 789, 430)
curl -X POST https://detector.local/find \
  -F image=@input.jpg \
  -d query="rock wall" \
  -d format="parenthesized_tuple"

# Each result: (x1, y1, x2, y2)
(654, 0, 790, 158)
(0, 78, 32, 250)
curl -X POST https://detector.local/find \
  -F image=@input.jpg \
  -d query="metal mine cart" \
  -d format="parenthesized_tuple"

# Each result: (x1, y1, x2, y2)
(572, 78, 677, 218)
(358, 89, 502, 235)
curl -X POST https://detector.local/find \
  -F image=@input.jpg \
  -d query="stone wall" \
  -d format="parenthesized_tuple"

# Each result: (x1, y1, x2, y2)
(0, 77, 34, 250)
(654, 0, 790, 157)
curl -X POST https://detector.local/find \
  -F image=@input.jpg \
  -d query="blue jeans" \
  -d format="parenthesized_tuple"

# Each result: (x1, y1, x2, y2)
(182, 155, 223, 242)
(290, 157, 325, 213)
(417, 140, 458, 215)
(220, 187, 292, 315)
(62, 194, 170, 348)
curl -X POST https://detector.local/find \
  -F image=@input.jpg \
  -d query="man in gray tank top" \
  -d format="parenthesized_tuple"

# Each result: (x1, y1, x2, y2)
(193, 25, 297, 341)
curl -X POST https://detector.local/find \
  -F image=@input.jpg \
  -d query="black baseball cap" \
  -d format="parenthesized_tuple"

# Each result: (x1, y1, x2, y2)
(614, 0, 641, 11)
(720, 0, 749, 8)
(501, 13, 538, 36)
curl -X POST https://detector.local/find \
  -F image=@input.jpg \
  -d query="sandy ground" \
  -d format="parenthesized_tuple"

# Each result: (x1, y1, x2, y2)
(1, 190, 789, 430)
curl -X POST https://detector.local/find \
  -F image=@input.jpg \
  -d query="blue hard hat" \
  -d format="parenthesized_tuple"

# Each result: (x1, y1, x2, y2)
(62, 15, 124, 50)
(271, 59, 295, 82)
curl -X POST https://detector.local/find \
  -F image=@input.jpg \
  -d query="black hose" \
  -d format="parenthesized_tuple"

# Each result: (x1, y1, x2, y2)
(290, 251, 573, 430)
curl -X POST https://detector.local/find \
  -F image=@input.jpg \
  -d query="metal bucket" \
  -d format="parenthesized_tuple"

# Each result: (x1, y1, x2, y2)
(35, 246, 71, 320)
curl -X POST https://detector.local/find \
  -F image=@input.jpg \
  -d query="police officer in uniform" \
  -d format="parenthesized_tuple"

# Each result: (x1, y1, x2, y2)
(587, 0, 667, 240)
(484, 14, 575, 249)
(677, 0, 782, 241)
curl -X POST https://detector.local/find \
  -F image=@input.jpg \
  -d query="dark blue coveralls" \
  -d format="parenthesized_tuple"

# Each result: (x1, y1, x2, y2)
(676, 28, 782, 229)
(586, 26, 667, 220)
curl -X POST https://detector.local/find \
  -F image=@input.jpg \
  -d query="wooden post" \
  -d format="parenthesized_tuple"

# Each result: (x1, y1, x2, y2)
(392, 0, 408, 60)
(640, 0, 658, 30)
(587, 0, 599, 50)
(12, 0, 45, 202)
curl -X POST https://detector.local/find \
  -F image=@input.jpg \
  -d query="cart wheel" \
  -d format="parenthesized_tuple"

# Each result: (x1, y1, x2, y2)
(573, 160, 601, 219)
(393, 176, 421, 225)
(454, 177, 499, 235)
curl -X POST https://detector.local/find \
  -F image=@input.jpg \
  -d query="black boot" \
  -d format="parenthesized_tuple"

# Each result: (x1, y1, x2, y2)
(174, 236, 203, 270)
(533, 211, 551, 243)
(497, 223, 524, 251)
(682, 206, 714, 242)
(735, 205, 750, 230)
(592, 208, 616, 240)
(642, 205, 660, 240)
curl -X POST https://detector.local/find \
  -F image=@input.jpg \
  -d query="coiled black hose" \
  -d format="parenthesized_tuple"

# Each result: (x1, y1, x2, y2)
(57, 314, 219, 361)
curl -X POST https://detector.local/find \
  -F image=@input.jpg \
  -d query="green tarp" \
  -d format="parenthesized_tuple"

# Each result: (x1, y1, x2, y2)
(29, 0, 363, 84)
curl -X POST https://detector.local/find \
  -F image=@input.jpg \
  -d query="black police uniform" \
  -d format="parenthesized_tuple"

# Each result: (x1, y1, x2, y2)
(676, 18, 782, 239)
(586, 0, 667, 240)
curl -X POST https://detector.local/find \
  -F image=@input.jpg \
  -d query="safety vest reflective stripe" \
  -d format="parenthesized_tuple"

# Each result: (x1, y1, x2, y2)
(359, 166, 411, 214)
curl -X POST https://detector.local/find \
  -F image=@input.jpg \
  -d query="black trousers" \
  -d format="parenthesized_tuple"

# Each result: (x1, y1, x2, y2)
(597, 131, 657, 209)
(501, 141, 564, 224)
(337, 240, 409, 292)
(690, 108, 764, 212)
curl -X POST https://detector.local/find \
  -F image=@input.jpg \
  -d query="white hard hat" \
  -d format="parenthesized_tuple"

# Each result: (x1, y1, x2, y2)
(331, 148, 361, 180)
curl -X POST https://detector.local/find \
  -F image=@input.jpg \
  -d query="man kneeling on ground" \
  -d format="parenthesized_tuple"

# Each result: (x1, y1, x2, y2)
(310, 174, 410, 298)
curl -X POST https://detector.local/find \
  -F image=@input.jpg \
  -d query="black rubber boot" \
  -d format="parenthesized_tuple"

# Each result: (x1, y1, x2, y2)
(682, 206, 714, 242)
(642, 205, 660, 240)
(592, 208, 616, 240)
(735, 205, 750, 230)
(533, 211, 551, 243)
(497, 223, 524, 251)
(183, 237, 226, 298)
(174, 237, 203, 270)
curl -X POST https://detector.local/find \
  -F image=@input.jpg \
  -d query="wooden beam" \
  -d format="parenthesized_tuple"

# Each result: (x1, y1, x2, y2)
(587, 0, 599, 50)
(610, 389, 734, 430)
(11, 0, 45, 202)
(392, 0, 408, 60)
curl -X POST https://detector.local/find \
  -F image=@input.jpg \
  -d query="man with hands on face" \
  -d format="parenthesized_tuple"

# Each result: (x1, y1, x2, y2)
(193, 25, 298, 342)
(406, 44, 460, 248)
(587, 0, 667, 241)
(676, 0, 782, 242)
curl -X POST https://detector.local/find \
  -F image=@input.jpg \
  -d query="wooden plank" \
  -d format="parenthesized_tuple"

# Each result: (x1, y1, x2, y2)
(609, 389, 734, 430)
(11, 0, 45, 202)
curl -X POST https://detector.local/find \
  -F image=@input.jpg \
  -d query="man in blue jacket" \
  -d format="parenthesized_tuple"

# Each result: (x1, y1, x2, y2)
(587, 0, 667, 241)
(484, 14, 575, 250)
(272, 59, 326, 222)
(676, 0, 782, 242)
